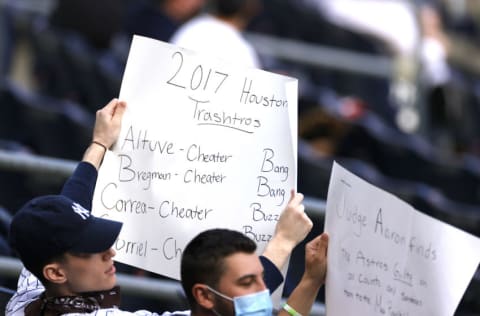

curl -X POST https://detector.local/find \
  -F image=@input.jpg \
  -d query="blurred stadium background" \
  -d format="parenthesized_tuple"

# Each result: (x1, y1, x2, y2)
(0, 0, 479, 314)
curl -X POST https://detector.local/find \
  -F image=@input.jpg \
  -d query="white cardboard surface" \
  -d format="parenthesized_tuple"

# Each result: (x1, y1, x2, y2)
(92, 35, 298, 282)
(325, 162, 480, 316)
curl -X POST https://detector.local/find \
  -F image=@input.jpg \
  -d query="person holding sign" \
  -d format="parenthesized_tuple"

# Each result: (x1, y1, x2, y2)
(181, 228, 329, 316)
(6, 98, 127, 316)
(6, 99, 315, 315)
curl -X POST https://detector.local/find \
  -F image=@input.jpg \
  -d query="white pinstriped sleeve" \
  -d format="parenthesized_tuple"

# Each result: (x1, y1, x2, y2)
(6, 268, 45, 316)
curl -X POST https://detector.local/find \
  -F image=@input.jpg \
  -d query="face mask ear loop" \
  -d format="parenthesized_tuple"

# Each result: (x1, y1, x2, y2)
(207, 285, 234, 316)
(211, 308, 223, 316)
(206, 285, 234, 302)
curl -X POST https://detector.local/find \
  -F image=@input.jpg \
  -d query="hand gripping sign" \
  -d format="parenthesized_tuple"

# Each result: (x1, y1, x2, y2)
(92, 35, 298, 280)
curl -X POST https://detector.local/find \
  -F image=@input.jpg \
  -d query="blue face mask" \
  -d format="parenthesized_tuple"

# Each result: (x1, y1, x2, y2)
(207, 286, 273, 316)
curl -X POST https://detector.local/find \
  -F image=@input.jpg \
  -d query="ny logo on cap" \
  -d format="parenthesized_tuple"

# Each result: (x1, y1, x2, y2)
(72, 202, 91, 220)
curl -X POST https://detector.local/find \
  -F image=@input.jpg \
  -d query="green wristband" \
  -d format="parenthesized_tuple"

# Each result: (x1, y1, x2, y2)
(283, 303, 302, 316)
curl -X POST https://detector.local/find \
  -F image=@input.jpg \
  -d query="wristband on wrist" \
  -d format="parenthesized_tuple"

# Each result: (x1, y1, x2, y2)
(282, 303, 302, 316)
(92, 140, 108, 153)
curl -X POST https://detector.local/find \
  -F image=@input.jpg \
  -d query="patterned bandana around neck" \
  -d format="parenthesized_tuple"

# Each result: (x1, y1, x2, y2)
(24, 286, 121, 316)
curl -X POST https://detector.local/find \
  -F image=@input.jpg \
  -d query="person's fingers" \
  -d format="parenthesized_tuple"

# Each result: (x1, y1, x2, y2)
(297, 203, 305, 213)
(307, 234, 320, 249)
(112, 100, 127, 123)
(289, 192, 304, 207)
(103, 98, 119, 113)
(307, 233, 328, 251)
(96, 98, 117, 122)
(285, 189, 295, 205)
(319, 233, 329, 254)
(301, 216, 313, 235)
(304, 214, 313, 227)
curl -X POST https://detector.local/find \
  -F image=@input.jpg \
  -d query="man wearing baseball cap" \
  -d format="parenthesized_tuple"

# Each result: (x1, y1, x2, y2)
(7, 98, 128, 315)
(5, 98, 316, 316)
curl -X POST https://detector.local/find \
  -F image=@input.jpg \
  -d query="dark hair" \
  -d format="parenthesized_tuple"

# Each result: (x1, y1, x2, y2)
(210, 0, 254, 17)
(25, 253, 67, 284)
(180, 229, 257, 307)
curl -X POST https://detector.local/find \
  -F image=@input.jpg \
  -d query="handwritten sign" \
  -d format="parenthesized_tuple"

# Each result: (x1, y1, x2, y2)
(325, 162, 480, 316)
(92, 35, 298, 280)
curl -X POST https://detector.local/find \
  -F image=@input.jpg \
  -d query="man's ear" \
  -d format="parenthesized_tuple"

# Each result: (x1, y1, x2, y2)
(43, 263, 67, 284)
(192, 284, 215, 309)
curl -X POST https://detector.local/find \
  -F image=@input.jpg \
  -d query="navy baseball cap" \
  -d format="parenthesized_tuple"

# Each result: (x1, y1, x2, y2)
(9, 195, 123, 272)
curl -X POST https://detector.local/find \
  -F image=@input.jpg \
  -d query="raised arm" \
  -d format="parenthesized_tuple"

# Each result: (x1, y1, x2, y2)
(83, 98, 127, 169)
(262, 190, 313, 270)
(7, 99, 128, 316)
(279, 233, 329, 316)
(61, 98, 126, 207)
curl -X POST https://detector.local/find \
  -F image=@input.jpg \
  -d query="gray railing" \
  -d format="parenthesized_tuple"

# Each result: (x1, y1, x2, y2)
(0, 150, 76, 176)
(246, 32, 392, 79)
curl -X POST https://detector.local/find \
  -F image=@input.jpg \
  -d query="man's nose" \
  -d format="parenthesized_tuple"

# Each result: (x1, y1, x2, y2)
(103, 247, 116, 259)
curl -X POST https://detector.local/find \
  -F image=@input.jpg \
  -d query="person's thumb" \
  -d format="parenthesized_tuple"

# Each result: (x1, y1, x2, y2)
(113, 100, 127, 123)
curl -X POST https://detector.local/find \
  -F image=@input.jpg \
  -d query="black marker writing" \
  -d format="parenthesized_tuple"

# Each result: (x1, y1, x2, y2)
(243, 225, 272, 243)
(121, 125, 175, 154)
(101, 182, 148, 214)
(256, 176, 285, 206)
(186, 144, 232, 163)
(335, 192, 367, 237)
(184, 168, 226, 184)
(158, 200, 214, 220)
(118, 154, 172, 190)
(115, 238, 148, 257)
(190, 96, 261, 134)
(167, 51, 228, 93)
(393, 262, 413, 287)
(250, 202, 280, 222)
(260, 148, 289, 182)
(408, 237, 437, 261)
(240, 78, 288, 108)
(162, 237, 182, 260)
(374, 208, 406, 247)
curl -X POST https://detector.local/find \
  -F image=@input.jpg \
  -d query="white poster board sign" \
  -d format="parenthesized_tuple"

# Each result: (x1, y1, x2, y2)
(325, 162, 480, 316)
(92, 35, 298, 281)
